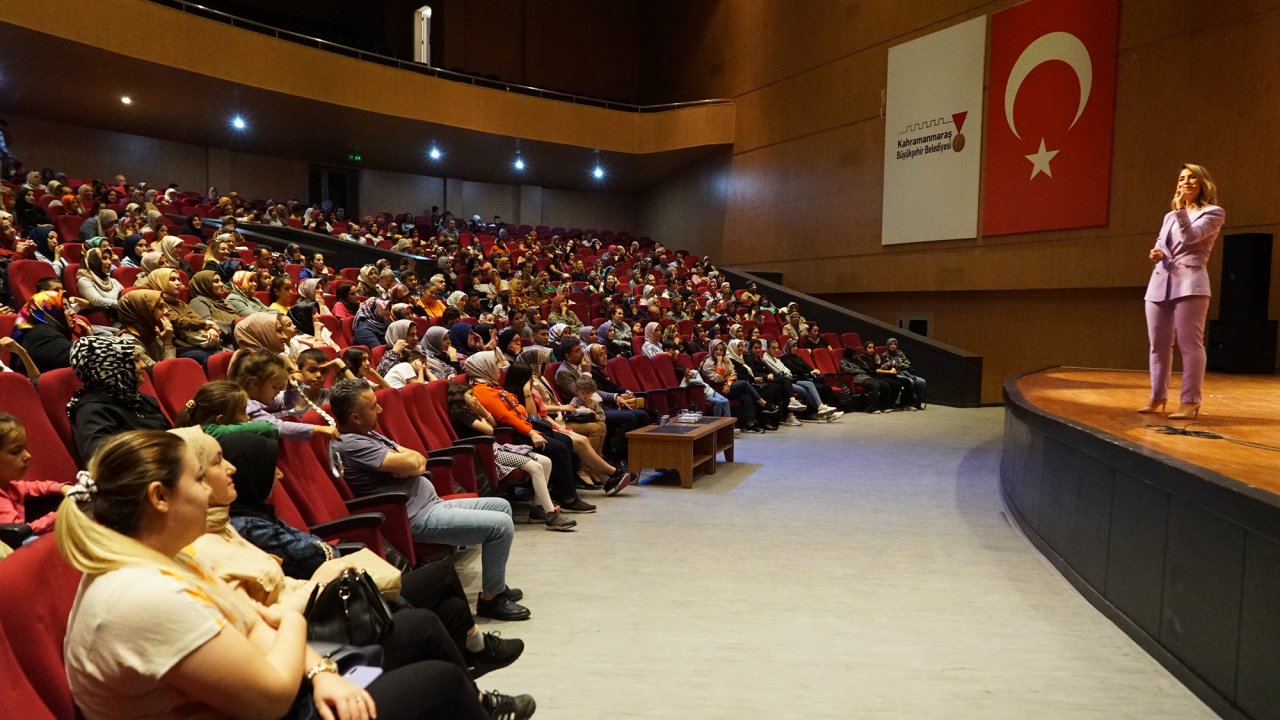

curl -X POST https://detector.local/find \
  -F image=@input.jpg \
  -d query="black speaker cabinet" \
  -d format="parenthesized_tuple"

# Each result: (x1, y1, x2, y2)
(1207, 320, 1278, 374)
(1217, 233, 1273, 322)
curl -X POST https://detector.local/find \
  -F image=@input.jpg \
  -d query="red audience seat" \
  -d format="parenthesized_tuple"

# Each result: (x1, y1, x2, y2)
(54, 215, 82, 241)
(401, 382, 487, 494)
(652, 353, 706, 411)
(112, 266, 143, 287)
(151, 358, 206, 420)
(59, 243, 83, 264)
(285, 264, 304, 282)
(628, 355, 682, 414)
(0, 374, 77, 483)
(34, 368, 82, 465)
(340, 316, 356, 347)
(8, 260, 57, 307)
(206, 350, 234, 381)
(822, 332, 842, 349)
(60, 263, 80, 297)
(841, 332, 863, 350)
(810, 347, 840, 376)
(0, 536, 83, 720)
(340, 267, 361, 283)
(373, 388, 474, 500)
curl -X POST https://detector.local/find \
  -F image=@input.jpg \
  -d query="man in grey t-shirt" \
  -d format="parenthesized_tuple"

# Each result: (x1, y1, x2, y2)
(331, 379, 530, 621)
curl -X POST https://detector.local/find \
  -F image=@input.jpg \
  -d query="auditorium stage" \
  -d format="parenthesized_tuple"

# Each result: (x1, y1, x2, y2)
(1013, 368, 1280, 493)
(1001, 367, 1280, 720)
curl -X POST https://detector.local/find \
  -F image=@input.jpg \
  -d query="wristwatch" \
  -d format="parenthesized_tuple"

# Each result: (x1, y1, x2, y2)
(305, 656, 339, 682)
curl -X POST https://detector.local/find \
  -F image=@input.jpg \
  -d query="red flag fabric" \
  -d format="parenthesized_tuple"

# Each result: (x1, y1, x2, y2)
(981, 0, 1119, 236)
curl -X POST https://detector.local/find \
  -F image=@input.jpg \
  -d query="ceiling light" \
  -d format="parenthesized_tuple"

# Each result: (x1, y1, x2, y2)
(514, 157, 525, 171)
(429, 147, 442, 160)
(120, 95, 132, 105)
(592, 165, 605, 180)
(231, 115, 247, 130)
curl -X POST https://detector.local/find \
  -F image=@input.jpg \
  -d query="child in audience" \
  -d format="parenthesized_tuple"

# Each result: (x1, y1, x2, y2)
(174, 381, 276, 437)
(0, 413, 65, 536)
(446, 382, 574, 531)
(292, 347, 352, 408)
(341, 346, 391, 389)
(383, 349, 432, 388)
(228, 350, 338, 441)
(567, 376, 632, 496)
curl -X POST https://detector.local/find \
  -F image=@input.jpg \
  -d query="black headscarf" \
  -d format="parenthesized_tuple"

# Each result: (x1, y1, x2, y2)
(184, 215, 206, 240)
(121, 234, 144, 265)
(218, 430, 281, 522)
(287, 301, 318, 337)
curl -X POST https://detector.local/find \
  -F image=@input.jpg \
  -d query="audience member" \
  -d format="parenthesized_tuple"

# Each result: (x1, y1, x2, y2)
(67, 335, 171, 460)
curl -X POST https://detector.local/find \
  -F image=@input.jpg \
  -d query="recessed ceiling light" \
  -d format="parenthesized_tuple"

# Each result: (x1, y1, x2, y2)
(120, 95, 132, 105)
(514, 157, 525, 171)
(429, 147, 442, 160)
(231, 115, 247, 130)
(592, 165, 605, 180)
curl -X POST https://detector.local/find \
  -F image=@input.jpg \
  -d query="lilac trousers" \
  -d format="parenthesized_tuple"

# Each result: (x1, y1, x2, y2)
(1145, 295, 1210, 405)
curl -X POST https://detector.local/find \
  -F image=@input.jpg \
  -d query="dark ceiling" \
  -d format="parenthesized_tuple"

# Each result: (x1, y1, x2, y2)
(0, 21, 723, 195)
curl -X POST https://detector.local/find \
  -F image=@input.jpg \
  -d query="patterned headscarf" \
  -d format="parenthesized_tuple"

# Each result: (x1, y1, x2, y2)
(462, 350, 501, 385)
(67, 335, 148, 414)
(548, 323, 568, 343)
(519, 345, 552, 371)
(586, 343, 608, 369)
(15, 291, 73, 336)
(234, 312, 285, 354)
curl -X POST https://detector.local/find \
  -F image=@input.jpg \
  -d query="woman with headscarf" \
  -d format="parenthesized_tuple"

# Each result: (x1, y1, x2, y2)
(296, 277, 330, 315)
(12, 187, 49, 232)
(14, 290, 88, 373)
(188, 270, 238, 342)
(376, 319, 420, 375)
(157, 236, 191, 274)
(118, 233, 144, 268)
(67, 334, 171, 460)
(547, 323, 569, 346)
(79, 208, 117, 241)
(76, 247, 125, 312)
(183, 214, 206, 241)
(27, 226, 68, 275)
(139, 251, 163, 274)
(709, 339, 777, 431)
(496, 327, 521, 364)
(418, 325, 461, 381)
(144, 268, 222, 364)
(882, 338, 926, 409)
(233, 312, 287, 357)
(351, 297, 391, 348)
(562, 341, 651, 459)
(763, 338, 837, 422)
(465, 351, 598, 514)
(448, 321, 485, 362)
(286, 301, 338, 356)
(116, 289, 176, 363)
(356, 264, 381, 299)
(640, 321, 664, 359)
(226, 269, 270, 317)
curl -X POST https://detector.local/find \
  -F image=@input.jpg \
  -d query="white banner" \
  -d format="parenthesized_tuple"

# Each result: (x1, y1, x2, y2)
(882, 16, 986, 245)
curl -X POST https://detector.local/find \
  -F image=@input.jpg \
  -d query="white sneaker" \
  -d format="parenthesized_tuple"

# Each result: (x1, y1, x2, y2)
(787, 399, 806, 411)
(783, 413, 802, 427)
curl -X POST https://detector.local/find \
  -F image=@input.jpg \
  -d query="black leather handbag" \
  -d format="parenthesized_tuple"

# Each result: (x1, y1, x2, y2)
(303, 569, 395, 645)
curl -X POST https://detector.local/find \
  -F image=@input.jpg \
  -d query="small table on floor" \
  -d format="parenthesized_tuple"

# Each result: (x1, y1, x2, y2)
(625, 416, 738, 488)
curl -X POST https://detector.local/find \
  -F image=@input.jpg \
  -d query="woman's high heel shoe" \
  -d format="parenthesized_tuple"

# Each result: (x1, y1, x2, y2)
(1136, 400, 1166, 414)
(1167, 404, 1200, 420)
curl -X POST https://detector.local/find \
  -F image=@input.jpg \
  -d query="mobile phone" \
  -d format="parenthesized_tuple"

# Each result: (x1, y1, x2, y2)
(343, 665, 383, 688)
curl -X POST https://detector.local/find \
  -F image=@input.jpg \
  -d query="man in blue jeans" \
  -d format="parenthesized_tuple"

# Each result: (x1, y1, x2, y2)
(330, 379, 530, 621)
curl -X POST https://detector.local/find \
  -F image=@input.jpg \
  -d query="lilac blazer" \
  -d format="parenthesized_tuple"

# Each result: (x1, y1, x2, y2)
(1144, 204, 1225, 302)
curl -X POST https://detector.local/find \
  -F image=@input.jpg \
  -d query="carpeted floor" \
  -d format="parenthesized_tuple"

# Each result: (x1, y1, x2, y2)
(453, 406, 1217, 719)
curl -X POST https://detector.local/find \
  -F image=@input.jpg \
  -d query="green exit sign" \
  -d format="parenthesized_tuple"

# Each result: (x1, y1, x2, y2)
(348, 152, 363, 162)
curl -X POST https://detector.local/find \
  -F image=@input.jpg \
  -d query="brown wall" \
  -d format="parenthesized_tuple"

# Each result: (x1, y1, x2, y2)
(640, 0, 1280, 402)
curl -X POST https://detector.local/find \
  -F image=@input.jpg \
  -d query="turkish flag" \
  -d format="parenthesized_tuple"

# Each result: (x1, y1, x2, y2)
(981, 0, 1119, 236)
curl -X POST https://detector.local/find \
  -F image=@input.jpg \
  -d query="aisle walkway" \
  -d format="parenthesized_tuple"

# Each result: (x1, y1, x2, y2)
(454, 407, 1216, 719)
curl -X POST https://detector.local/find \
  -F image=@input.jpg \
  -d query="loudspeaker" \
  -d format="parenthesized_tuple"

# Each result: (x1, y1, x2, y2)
(1207, 320, 1278, 374)
(1217, 233, 1273, 322)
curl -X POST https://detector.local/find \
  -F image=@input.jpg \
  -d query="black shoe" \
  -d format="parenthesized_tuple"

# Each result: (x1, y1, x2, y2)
(527, 505, 547, 523)
(603, 470, 633, 496)
(559, 497, 597, 513)
(481, 690, 536, 720)
(476, 593, 531, 621)
(467, 632, 525, 679)
(501, 586, 523, 602)
(746, 424, 766, 434)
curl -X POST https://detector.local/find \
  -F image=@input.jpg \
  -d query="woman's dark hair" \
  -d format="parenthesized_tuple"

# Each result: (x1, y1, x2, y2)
(335, 282, 355, 305)
(441, 307, 461, 326)
(445, 380, 470, 409)
(269, 274, 291, 301)
(748, 339, 764, 351)
(342, 347, 369, 374)
(502, 362, 533, 398)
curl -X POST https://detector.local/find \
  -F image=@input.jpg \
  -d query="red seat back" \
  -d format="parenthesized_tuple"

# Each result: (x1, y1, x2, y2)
(841, 332, 862, 350)
(628, 355, 665, 393)
(822, 332, 842, 349)
(810, 347, 839, 375)
(111, 266, 142, 287)
(54, 214, 82, 241)
(0, 374, 77, 483)
(8, 260, 57, 308)
(60, 243, 83, 264)
(340, 316, 355, 347)
(606, 356, 642, 393)
(373, 387, 430, 455)
(151, 358, 207, 420)
(206, 350, 234, 381)
(543, 362, 563, 402)
(60, 263, 80, 298)
(0, 537, 83, 720)
(34, 368, 82, 464)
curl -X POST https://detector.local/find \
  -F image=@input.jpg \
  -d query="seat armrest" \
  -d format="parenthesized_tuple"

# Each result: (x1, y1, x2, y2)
(0, 523, 33, 550)
(345, 491, 409, 513)
(426, 456, 455, 470)
(310, 512, 385, 534)
(335, 542, 369, 555)
(454, 434, 495, 447)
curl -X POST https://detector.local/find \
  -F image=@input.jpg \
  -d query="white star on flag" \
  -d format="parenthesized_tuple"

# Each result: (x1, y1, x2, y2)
(1025, 137, 1059, 179)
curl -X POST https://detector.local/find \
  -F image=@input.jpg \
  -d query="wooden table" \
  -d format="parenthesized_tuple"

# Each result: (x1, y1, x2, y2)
(625, 416, 737, 488)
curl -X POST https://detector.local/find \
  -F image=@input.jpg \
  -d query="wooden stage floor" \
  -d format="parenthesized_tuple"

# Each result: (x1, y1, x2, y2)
(1015, 368, 1280, 495)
